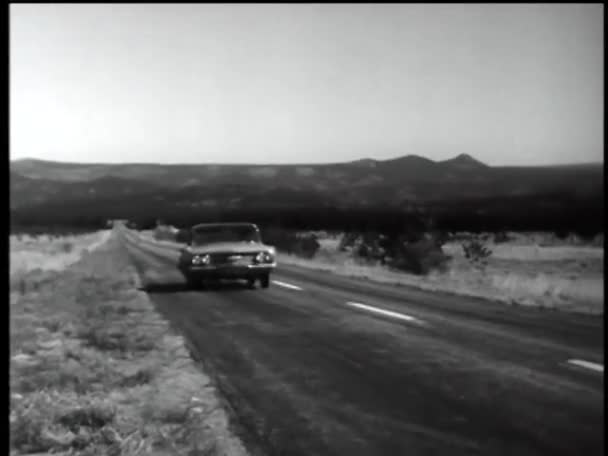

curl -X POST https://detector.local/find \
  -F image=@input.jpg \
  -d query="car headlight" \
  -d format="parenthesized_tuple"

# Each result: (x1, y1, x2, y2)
(255, 251, 274, 264)
(192, 254, 210, 265)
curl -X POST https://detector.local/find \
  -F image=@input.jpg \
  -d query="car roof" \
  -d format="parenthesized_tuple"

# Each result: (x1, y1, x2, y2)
(191, 222, 259, 231)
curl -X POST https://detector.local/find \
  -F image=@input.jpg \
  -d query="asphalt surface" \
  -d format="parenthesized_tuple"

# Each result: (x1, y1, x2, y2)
(121, 231, 604, 456)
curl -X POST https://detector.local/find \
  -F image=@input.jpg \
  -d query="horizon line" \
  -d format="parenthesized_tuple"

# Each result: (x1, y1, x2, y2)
(9, 154, 604, 168)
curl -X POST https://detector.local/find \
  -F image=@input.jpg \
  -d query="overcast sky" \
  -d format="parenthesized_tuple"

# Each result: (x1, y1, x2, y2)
(10, 4, 603, 166)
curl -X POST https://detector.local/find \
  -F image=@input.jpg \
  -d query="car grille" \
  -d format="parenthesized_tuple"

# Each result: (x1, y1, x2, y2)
(210, 252, 257, 266)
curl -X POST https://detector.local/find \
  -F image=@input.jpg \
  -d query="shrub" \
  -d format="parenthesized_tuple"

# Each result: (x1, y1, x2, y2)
(295, 235, 320, 259)
(262, 228, 320, 258)
(356, 242, 370, 259)
(354, 232, 386, 263)
(462, 239, 492, 267)
(493, 231, 512, 244)
(262, 228, 299, 255)
(387, 238, 451, 275)
(338, 232, 359, 251)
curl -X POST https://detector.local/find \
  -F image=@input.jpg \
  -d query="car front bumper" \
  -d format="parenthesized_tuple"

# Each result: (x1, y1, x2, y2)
(182, 263, 276, 279)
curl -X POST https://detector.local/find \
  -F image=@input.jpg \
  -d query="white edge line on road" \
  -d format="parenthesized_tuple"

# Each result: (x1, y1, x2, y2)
(346, 301, 425, 326)
(272, 280, 303, 291)
(567, 359, 604, 373)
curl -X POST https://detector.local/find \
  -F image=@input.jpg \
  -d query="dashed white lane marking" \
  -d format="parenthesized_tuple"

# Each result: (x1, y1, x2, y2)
(346, 301, 425, 325)
(272, 280, 303, 291)
(567, 359, 604, 373)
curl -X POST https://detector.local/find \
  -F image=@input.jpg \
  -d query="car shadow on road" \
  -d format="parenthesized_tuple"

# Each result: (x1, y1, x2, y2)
(141, 280, 252, 294)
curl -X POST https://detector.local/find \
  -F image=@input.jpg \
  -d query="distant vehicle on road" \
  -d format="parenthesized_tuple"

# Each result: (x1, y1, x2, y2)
(178, 223, 276, 289)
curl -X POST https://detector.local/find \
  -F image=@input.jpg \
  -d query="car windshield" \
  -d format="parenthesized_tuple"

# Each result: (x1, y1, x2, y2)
(191, 225, 261, 246)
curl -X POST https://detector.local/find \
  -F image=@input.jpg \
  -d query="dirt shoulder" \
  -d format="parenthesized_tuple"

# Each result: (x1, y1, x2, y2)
(10, 230, 249, 456)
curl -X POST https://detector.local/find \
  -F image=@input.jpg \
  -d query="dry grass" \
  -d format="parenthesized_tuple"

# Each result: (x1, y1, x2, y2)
(10, 231, 248, 456)
(10, 230, 112, 277)
(278, 232, 604, 315)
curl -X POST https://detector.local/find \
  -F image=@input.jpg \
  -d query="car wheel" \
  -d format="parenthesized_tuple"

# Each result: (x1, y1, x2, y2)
(185, 276, 197, 290)
(187, 277, 206, 290)
(260, 274, 270, 289)
(247, 278, 256, 289)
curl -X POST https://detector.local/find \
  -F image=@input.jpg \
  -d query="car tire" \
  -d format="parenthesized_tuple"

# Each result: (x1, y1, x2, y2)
(185, 277, 197, 290)
(247, 278, 256, 289)
(186, 276, 206, 290)
(260, 274, 270, 289)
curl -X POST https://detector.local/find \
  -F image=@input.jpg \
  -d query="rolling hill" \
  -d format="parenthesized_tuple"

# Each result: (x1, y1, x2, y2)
(10, 155, 604, 233)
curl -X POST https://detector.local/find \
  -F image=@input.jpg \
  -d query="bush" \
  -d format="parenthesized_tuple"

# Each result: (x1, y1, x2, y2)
(356, 242, 370, 259)
(294, 235, 320, 259)
(262, 228, 320, 258)
(262, 228, 299, 254)
(354, 232, 387, 263)
(338, 232, 359, 251)
(493, 231, 512, 244)
(387, 238, 451, 275)
(462, 240, 492, 267)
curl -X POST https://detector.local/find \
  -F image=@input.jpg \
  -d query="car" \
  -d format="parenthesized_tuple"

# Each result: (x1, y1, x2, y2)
(178, 222, 276, 289)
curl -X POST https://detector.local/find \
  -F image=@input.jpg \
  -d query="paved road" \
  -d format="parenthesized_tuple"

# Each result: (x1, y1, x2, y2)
(122, 232, 603, 456)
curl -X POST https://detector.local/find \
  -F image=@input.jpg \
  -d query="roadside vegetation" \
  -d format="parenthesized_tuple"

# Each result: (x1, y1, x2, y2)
(279, 230, 603, 314)
(137, 220, 603, 314)
(10, 230, 248, 456)
(10, 231, 111, 278)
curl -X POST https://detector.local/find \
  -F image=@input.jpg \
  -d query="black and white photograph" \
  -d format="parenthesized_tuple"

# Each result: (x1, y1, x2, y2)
(9, 3, 603, 455)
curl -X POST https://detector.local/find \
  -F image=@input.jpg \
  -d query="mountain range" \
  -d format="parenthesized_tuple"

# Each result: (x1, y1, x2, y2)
(10, 154, 603, 212)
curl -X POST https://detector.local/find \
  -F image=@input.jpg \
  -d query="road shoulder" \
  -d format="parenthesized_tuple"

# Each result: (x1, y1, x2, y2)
(10, 230, 249, 456)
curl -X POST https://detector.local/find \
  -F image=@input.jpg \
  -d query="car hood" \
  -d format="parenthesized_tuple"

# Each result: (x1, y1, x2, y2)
(185, 242, 274, 255)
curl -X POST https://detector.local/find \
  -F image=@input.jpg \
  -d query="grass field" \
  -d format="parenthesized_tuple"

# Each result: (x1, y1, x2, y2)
(280, 233, 604, 315)
(10, 231, 112, 276)
(10, 230, 248, 456)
